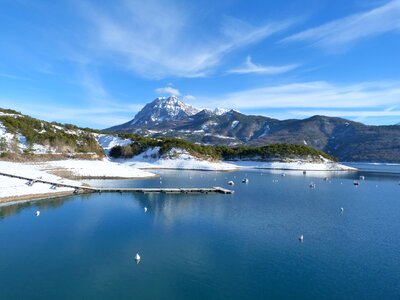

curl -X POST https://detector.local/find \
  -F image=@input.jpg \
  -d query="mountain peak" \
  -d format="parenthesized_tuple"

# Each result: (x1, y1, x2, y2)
(213, 107, 229, 115)
(130, 96, 200, 126)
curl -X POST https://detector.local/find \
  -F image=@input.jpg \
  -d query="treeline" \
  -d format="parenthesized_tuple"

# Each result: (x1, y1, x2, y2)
(109, 133, 336, 161)
(0, 114, 103, 156)
(0, 108, 21, 115)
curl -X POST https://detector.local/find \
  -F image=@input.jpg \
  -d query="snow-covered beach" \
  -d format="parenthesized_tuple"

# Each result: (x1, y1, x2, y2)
(0, 161, 83, 204)
(0, 160, 156, 204)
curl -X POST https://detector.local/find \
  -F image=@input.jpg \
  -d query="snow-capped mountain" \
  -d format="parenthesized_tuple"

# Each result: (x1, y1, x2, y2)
(130, 96, 200, 126)
(105, 97, 400, 162)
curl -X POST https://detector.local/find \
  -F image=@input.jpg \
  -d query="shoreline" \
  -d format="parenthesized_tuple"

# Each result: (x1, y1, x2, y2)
(46, 174, 160, 180)
(127, 160, 356, 172)
(0, 190, 89, 207)
(0, 158, 357, 206)
(132, 166, 356, 172)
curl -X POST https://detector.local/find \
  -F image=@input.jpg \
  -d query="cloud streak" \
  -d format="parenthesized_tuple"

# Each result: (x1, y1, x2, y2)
(17, 104, 139, 128)
(83, 0, 291, 78)
(282, 0, 400, 48)
(289, 109, 400, 118)
(227, 56, 298, 75)
(155, 86, 181, 96)
(199, 81, 400, 110)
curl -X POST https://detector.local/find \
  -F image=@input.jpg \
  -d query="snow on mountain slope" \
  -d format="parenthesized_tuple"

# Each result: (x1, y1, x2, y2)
(231, 120, 239, 129)
(131, 96, 200, 125)
(213, 107, 229, 115)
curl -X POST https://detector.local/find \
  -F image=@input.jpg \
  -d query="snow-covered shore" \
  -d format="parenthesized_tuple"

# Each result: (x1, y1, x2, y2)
(120, 158, 355, 172)
(113, 147, 354, 171)
(0, 153, 354, 204)
(229, 160, 356, 171)
(0, 159, 156, 204)
(0, 161, 83, 203)
(98, 135, 356, 172)
(33, 159, 157, 179)
(114, 146, 355, 171)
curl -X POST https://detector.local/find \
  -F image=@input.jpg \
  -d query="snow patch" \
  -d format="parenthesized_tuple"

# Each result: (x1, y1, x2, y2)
(97, 134, 132, 154)
(213, 107, 229, 115)
(258, 124, 270, 138)
(231, 120, 239, 129)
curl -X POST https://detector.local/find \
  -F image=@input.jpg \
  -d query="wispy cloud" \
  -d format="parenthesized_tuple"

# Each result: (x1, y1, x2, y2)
(285, 106, 400, 125)
(201, 81, 400, 109)
(1, 100, 141, 128)
(227, 56, 298, 75)
(155, 86, 197, 102)
(82, 1, 292, 78)
(0, 72, 29, 80)
(289, 108, 400, 118)
(81, 69, 109, 103)
(282, 0, 400, 48)
(183, 95, 196, 101)
(155, 86, 181, 96)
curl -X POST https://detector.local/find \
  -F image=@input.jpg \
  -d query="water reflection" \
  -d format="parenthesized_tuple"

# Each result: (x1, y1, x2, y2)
(1, 167, 400, 299)
(2, 165, 399, 221)
(0, 194, 91, 219)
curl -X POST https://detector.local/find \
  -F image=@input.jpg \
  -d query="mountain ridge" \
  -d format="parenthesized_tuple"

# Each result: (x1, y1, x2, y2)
(105, 97, 400, 162)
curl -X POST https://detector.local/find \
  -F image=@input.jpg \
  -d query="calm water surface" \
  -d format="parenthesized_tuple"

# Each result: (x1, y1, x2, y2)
(1, 166, 400, 299)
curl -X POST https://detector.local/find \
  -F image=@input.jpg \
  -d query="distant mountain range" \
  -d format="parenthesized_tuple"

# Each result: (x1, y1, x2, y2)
(106, 96, 400, 162)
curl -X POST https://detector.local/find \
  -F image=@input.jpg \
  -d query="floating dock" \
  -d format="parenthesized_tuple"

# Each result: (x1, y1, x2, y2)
(96, 187, 234, 194)
(0, 172, 234, 195)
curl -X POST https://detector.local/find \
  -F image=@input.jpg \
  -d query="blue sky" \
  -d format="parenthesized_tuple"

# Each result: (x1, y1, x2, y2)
(0, 0, 399, 128)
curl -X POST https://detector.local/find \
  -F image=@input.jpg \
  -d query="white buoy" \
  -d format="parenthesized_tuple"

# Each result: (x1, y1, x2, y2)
(228, 181, 234, 186)
(35, 210, 40, 217)
(242, 178, 249, 184)
(299, 234, 304, 243)
(135, 253, 141, 262)
(144, 207, 147, 213)
(340, 207, 344, 213)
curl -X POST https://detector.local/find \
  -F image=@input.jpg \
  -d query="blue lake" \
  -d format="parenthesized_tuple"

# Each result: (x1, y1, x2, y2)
(1, 166, 400, 299)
